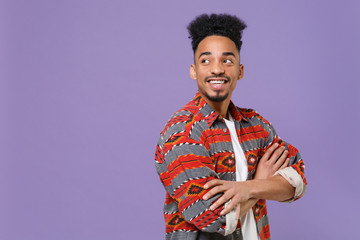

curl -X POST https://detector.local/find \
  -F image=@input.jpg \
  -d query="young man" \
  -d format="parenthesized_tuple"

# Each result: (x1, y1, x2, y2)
(155, 14, 307, 240)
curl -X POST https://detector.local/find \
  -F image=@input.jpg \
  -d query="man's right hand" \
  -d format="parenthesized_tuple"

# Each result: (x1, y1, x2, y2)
(254, 142, 290, 180)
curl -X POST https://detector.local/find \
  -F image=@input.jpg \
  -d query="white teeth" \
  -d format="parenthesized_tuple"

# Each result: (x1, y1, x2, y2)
(209, 80, 225, 84)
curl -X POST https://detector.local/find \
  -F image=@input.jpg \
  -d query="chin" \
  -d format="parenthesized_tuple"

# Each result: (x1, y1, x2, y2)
(205, 93, 229, 102)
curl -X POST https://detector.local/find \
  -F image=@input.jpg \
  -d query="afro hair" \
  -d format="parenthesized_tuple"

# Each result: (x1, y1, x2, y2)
(187, 13, 247, 53)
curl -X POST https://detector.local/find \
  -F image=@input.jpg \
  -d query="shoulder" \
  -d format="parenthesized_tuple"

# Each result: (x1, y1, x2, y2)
(236, 107, 271, 125)
(158, 98, 214, 148)
(160, 108, 192, 139)
(158, 101, 200, 143)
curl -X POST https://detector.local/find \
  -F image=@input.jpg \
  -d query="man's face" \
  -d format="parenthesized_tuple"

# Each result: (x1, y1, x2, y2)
(190, 35, 244, 104)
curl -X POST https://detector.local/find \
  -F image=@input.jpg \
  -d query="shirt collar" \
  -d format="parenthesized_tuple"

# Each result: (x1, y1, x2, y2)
(191, 92, 249, 127)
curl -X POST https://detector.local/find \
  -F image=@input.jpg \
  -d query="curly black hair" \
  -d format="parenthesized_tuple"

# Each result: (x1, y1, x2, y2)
(187, 13, 247, 53)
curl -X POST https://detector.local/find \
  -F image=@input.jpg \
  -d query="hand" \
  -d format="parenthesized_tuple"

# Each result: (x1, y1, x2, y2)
(203, 179, 253, 215)
(202, 143, 290, 216)
(254, 143, 290, 180)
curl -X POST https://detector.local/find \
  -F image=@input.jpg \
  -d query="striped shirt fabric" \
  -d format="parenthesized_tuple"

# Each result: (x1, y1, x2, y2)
(155, 92, 307, 240)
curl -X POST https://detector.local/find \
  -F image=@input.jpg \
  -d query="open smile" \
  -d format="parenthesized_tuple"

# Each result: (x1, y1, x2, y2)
(208, 79, 228, 84)
(205, 76, 230, 83)
(205, 76, 230, 90)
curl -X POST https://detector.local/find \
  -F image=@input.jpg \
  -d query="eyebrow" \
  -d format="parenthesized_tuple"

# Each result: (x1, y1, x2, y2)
(198, 52, 211, 59)
(223, 52, 236, 57)
(198, 51, 236, 59)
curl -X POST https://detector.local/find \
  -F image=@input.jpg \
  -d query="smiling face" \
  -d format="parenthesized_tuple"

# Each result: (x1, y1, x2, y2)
(190, 35, 244, 105)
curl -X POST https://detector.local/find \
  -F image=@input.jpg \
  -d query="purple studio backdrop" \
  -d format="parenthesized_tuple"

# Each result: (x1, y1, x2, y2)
(1, 0, 359, 239)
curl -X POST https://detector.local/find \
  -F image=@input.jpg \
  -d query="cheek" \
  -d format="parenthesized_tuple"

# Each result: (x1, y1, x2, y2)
(197, 65, 210, 74)
(231, 68, 241, 79)
(195, 71, 206, 80)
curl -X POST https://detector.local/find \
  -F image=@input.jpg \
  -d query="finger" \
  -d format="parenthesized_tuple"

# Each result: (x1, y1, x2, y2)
(260, 143, 279, 163)
(203, 185, 226, 200)
(204, 179, 223, 189)
(279, 158, 290, 170)
(274, 150, 288, 169)
(220, 198, 237, 215)
(235, 203, 241, 220)
(269, 146, 285, 164)
(209, 192, 231, 211)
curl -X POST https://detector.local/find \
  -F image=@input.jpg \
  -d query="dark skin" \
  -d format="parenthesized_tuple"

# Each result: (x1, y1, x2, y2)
(190, 36, 295, 218)
(190, 36, 243, 118)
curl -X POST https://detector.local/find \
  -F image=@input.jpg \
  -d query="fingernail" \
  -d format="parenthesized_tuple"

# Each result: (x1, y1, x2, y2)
(220, 210, 224, 215)
(204, 184, 208, 189)
(203, 195, 208, 200)
(210, 206, 214, 211)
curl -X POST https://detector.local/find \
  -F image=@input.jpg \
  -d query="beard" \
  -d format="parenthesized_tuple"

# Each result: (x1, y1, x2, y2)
(203, 91, 229, 102)
(201, 75, 231, 102)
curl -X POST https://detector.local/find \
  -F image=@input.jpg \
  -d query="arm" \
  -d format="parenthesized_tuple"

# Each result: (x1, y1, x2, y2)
(204, 143, 292, 216)
(155, 134, 231, 235)
(262, 115, 307, 202)
(237, 143, 290, 218)
(203, 113, 307, 215)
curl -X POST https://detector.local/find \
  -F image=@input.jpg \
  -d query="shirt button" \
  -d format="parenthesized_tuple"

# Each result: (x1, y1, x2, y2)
(224, 129, 227, 133)
(231, 154, 234, 158)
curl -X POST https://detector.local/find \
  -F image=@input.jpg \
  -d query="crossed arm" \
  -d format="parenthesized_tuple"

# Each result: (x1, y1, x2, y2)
(156, 128, 306, 234)
(203, 143, 295, 218)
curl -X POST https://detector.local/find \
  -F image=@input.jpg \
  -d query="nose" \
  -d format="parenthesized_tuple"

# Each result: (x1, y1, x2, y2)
(210, 60, 225, 75)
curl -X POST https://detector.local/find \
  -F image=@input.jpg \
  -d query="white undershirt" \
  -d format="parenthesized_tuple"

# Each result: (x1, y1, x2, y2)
(224, 114, 260, 240)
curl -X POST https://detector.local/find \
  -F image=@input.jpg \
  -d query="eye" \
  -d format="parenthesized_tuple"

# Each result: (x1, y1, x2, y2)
(224, 59, 233, 64)
(201, 59, 210, 64)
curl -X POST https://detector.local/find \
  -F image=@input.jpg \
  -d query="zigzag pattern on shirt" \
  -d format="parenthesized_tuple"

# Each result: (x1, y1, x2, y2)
(155, 92, 307, 240)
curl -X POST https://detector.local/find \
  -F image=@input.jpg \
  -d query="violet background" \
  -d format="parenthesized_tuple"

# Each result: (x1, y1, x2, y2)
(1, 0, 359, 239)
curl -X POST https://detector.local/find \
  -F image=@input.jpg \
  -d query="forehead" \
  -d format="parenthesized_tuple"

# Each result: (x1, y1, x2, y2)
(195, 35, 239, 58)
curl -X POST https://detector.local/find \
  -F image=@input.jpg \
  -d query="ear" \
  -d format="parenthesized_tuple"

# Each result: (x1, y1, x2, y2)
(190, 64, 197, 80)
(238, 64, 244, 80)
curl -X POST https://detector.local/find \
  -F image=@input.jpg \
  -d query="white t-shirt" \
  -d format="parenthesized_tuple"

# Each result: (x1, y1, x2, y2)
(224, 115, 260, 240)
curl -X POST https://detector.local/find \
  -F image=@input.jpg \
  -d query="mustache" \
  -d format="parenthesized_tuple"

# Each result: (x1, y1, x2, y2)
(205, 75, 230, 81)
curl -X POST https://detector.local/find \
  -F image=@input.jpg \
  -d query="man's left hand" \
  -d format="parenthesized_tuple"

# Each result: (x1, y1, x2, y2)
(203, 180, 253, 215)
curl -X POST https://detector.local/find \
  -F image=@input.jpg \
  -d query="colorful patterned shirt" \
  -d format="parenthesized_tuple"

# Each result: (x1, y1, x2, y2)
(155, 93, 307, 240)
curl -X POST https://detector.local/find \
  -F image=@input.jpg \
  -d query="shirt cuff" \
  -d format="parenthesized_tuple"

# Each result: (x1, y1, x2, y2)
(274, 167, 307, 202)
(224, 200, 238, 235)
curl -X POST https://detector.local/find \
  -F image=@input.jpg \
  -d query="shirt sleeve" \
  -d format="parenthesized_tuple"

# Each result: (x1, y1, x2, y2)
(259, 114, 308, 202)
(155, 133, 236, 236)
